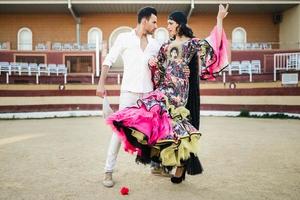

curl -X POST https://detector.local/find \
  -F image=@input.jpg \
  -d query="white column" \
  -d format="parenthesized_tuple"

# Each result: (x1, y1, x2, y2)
(249, 64, 253, 82)
(96, 34, 100, 77)
(6, 73, 9, 84)
(76, 23, 80, 46)
(274, 54, 277, 81)
(36, 74, 39, 84)
(64, 74, 67, 84)
(117, 73, 120, 85)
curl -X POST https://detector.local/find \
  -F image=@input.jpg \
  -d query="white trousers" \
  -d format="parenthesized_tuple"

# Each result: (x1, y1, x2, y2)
(104, 91, 148, 173)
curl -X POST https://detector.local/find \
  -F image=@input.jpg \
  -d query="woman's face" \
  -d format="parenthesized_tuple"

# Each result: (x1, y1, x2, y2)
(167, 19, 178, 37)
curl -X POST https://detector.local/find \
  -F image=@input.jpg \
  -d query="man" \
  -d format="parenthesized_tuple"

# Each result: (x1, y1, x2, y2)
(96, 7, 161, 188)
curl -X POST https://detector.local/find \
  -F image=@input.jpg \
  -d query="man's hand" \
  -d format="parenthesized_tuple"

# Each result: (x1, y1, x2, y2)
(96, 84, 106, 98)
(96, 65, 110, 98)
(149, 57, 158, 68)
(217, 4, 229, 21)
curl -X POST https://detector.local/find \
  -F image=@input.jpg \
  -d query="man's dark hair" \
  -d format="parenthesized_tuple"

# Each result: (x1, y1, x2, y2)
(137, 7, 157, 23)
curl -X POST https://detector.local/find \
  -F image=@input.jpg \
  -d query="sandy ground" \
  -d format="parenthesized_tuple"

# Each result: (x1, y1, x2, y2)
(0, 116, 299, 200)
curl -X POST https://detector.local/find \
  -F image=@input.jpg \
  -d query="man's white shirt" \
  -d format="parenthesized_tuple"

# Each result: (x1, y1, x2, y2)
(103, 30, 161, 93)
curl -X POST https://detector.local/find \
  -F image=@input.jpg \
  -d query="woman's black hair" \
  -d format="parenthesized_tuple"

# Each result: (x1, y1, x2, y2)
(168, 11, 195, 39)
(177, 23, 194, 38)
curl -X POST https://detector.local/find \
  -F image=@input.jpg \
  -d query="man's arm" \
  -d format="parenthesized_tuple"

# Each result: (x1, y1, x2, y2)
(96, 65, 110, 97)
(96, 35, 124, 98)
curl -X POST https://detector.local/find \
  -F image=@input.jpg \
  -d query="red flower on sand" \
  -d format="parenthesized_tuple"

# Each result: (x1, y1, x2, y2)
(120, 187, 129, 195)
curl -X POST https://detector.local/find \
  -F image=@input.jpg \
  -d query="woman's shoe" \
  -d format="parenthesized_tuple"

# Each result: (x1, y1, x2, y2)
(171, 166, 186, 184)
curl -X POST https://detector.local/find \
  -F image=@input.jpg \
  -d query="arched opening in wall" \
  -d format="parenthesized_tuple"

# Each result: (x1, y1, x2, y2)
(87, 27, 103, 50)
(232, 27, 247, 50)
(108, 26, 132, 69)
(17, 27, 32, 51)
(154, 27, 169, 45)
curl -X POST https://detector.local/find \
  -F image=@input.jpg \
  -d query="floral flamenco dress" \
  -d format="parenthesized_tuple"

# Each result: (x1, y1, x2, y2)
(106, 27, 228, 175)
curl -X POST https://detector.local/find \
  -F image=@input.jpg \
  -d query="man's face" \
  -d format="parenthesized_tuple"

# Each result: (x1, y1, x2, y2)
(144, 14, 157, 34)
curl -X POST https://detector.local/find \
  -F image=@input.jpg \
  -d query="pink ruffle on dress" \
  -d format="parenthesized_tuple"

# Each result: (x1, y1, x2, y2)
(106, 91, 172, 154)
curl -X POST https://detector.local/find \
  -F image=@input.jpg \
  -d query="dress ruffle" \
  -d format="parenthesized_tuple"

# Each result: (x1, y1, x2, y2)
(106, 91, 203, 174)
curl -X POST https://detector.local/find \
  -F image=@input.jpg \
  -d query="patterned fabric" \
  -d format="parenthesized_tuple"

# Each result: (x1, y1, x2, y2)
(200, 26, 229, 80)
(107, 36, 224, 169)
(150, 38, 216, 107)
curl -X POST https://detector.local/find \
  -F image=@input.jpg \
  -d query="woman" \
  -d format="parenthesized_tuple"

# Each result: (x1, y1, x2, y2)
(106, 4, 229, 184)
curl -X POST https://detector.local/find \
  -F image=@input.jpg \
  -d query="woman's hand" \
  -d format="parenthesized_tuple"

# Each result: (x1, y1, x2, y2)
(216, 4, 229, 47)
(217, 4, 229, 21)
